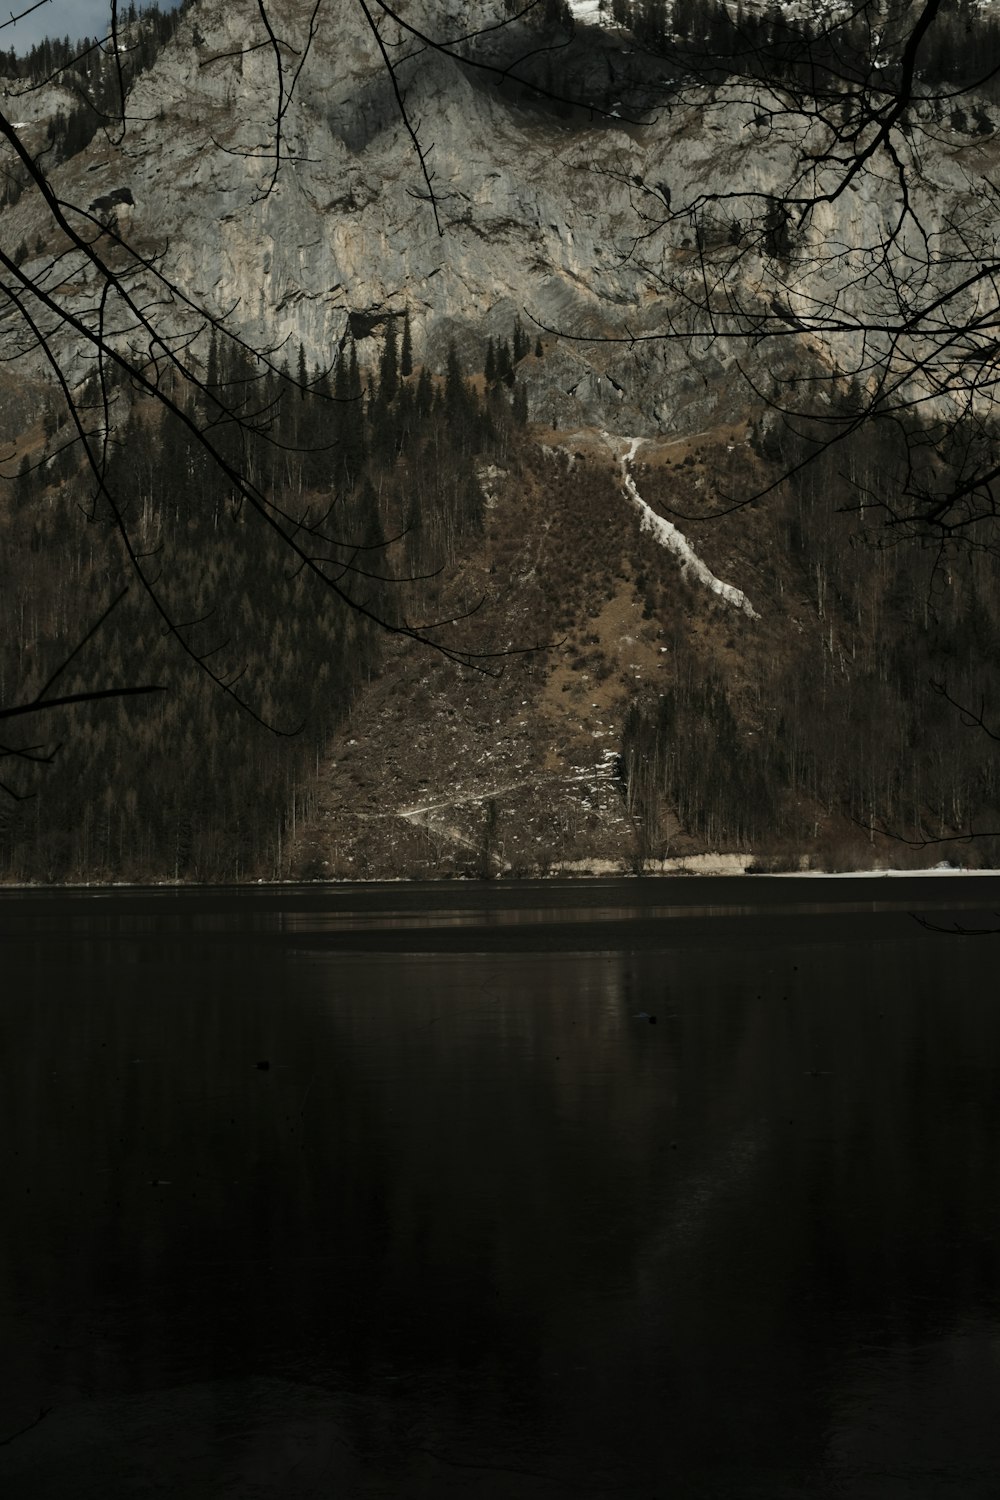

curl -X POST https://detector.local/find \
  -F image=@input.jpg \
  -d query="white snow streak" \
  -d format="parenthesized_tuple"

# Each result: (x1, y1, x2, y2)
(567, 0, 606, 21)
(613, 436, 759, 620)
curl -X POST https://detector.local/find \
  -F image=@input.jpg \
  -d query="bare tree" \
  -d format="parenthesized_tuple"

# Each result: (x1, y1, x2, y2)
(556, 0, 1000, 866)
(6, 0, 1000, 848)
(7, 0, 999, 613)
(584, 0, 1000, 557)
(0, 0, 579, 790)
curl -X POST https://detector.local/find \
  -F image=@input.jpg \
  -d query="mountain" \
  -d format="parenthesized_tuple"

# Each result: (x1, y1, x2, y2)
(1, 0, 924, 427)
(3, 0, 1000, 880)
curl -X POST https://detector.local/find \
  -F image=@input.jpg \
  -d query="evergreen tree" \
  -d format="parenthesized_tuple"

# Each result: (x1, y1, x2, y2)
(324, 350, 348, 485)
(400, 310, 413, 378)
(671, 0, 697, 41)
(348, 338, 362, 400)
(395, 380, 414, 453)
(445, 340, 476, 450)
(379, 319, 399, 404)
(340, 339, 366, 483)
(415, 365, 434, 419)
(206, 328, 220, 394)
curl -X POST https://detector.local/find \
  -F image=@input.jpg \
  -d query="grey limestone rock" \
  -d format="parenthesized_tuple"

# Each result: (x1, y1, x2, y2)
(1, 0, 994, 439)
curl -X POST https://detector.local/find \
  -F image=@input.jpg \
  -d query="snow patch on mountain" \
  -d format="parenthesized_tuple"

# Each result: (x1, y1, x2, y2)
(611, 435, 760, 619)
(567, 0, 608, 20)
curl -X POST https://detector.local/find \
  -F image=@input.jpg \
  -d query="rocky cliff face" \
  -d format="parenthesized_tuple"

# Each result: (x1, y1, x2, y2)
(5, 1, 1000, 878)
(7, 0, 991, 434)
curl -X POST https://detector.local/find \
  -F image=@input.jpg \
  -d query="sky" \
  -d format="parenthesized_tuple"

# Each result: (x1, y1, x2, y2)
(3, 0, 181, 54)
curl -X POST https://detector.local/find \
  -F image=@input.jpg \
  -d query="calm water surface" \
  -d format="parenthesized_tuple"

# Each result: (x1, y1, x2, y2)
(2, 878, 1000, 1497)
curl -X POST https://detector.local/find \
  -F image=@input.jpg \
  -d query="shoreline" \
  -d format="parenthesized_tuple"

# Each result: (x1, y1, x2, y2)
(2, 858, 999, 893)
(2, 864, 1000, 895)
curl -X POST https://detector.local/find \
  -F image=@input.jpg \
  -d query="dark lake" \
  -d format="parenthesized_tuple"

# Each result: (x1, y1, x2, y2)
(3, 877, 1000, 1497)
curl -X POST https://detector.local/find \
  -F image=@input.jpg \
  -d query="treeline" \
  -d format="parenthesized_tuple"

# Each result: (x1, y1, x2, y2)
(1, 2, 185, 81)
(608, 0, 1000, 106)
(0, 318, 532, 882)
(1, 2, 188, 209)
(619, 411, 1000, 867)
(912, 0, 1000, 100)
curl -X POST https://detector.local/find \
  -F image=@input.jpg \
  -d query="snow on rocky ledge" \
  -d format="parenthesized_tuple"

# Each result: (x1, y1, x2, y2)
(567, 0, 608, 21)
(609, 435, 760, 620)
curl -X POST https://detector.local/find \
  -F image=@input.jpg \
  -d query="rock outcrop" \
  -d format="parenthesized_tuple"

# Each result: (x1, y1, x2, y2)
(4, 0, 994, 437)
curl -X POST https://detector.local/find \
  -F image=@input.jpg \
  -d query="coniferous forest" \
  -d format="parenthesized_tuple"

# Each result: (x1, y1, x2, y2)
(0, 323, 528, 881)
(617, 414, 1000, 871)
(7, 2, 1000, 878)
(1, 3, 190, 218)
(607, 0, 1000, 102)
(7, 322, 1000, 878)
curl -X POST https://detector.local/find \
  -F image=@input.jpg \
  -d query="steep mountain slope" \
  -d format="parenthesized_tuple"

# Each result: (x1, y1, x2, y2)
(289, 416, 1000, 879)
(8, 0, 987, 427)
(4, 0, 1000, 878)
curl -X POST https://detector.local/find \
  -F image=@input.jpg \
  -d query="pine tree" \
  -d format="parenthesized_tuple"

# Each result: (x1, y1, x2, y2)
(302, 365, 332, 490)
(379, 319, 399, 404)
(340, 339, 366, 483)
(415, 365, 434, 418)
(206, 328, 220, 394)
(395, 380, 414, 453)
(348, 338, 362, 400)
(445, 340, 477, 451)
(331, 345, 350, 460)
(671, 0, 697, 41)
(400, 310, 413, 378)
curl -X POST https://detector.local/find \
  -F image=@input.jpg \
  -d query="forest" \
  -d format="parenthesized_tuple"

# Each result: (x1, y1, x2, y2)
(1, 1, 190, 217)
(6, 312, 1000, 879)
(618, 410, 1000, 871)
(6, 0, 1000, 879)
(0, 321, 529, 880)
(609, 0, 1000, 99)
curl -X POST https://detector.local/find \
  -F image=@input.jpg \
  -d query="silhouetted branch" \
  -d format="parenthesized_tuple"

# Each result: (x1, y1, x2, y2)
(0, 1405, 52, 1446)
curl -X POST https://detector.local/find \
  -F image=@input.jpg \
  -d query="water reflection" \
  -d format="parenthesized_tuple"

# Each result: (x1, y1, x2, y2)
(2, 889, 1000, 1495)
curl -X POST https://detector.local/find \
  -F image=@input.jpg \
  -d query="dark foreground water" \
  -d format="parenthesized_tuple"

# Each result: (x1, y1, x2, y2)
(2, 877, 1000, 1498)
